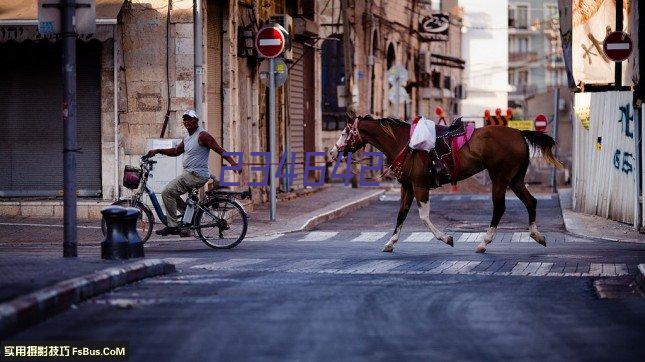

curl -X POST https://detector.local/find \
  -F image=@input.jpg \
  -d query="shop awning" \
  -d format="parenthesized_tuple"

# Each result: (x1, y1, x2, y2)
(0, 0, 125, 25)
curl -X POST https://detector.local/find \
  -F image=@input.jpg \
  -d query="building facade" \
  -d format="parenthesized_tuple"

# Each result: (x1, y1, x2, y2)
(319, 0, 465, 152)
(0, 0, 323, 217)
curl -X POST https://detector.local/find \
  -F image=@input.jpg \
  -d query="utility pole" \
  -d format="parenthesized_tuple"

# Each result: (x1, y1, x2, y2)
(62, 0, 78, 257)
(340, 0, 354, 112)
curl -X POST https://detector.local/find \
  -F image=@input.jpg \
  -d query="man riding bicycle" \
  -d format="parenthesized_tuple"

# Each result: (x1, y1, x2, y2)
(146, 110, 240, 236)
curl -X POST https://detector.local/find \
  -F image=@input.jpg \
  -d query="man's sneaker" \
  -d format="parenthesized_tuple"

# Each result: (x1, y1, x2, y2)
(178, 228, 191, 238)
(155, 226, 178, 236)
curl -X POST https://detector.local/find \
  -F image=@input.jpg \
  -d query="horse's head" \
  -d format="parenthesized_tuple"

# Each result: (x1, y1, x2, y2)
(329, 112, 366, 161)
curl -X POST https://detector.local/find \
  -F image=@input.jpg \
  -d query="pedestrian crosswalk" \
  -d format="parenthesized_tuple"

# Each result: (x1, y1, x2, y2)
(243, 231, 578, 244)
(176, 257, 632, 278)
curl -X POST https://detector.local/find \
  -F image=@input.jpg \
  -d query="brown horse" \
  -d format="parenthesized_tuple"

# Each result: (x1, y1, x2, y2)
(329, 114, 563, 253)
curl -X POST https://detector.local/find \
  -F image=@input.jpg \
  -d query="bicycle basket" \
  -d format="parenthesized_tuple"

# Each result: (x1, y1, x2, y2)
(123, 165, 142, 189)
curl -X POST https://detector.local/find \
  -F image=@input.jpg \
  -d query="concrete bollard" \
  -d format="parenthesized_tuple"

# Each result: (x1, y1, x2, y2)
(101, 206, 129, 260)
(123, 207, 144, 258)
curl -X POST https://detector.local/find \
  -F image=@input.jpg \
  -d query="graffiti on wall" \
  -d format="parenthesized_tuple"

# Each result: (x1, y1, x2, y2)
(613, 104, 635, 175)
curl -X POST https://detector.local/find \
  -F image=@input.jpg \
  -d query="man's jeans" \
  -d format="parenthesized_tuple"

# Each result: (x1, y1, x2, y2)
(162, 171, 208, 227)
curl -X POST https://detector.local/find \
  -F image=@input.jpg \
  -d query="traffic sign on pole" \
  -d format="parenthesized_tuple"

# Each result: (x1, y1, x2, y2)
(534, 114, 548, 132)
(255, 25, 286, 59)
(603, 31, 633, 62)
(256, 24, 288, 221)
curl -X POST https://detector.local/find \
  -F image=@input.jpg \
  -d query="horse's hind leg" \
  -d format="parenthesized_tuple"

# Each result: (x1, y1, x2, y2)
(383, 183, 414, 252)
(413, 186, 453, 247)
(476, 181, 507, 253)
(510, 182, 546, 247)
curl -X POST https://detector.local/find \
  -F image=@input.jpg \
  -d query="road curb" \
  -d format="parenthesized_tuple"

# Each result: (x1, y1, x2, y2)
(0, 259, 175, 339)
(300, 189, 386, 231)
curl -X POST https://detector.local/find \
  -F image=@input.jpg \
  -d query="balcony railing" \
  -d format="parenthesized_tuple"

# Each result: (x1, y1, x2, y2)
(509, 51, 539, 63)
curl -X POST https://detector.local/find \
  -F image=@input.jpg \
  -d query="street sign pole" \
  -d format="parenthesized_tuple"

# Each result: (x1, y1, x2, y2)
(551, 87, 560, 194)
(62, 0, 78, 257)
(268, 57, 277, 221)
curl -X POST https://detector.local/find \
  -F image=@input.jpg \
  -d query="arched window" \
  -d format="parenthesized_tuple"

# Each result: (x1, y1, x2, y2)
(386, 43, 396, 69)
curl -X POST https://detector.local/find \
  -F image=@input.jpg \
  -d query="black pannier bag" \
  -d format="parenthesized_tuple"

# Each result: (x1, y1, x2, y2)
(123, 165, 142, 190)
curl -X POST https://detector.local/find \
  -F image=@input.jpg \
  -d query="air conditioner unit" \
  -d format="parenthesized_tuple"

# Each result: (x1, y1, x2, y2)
(270, 14, 293, 61)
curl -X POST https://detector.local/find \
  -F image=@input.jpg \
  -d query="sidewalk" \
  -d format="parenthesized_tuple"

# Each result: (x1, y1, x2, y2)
(558, 188, 644, 244)
(245, 185, 386, 237)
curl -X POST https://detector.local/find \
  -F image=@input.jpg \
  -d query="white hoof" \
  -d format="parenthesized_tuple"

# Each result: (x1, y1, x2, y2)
(382, 244, 394, 252)
(531, 233, 547, 247)
(475, 244, 486, 253)
(441, 235, 454, 247)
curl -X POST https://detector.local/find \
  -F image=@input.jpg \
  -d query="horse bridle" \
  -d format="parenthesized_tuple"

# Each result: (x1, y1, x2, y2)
(336, 118, 363, 153)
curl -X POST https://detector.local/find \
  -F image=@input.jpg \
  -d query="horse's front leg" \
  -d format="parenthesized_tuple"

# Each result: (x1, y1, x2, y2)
(383, 183, 414, 252)
(414, 186, 454, 247)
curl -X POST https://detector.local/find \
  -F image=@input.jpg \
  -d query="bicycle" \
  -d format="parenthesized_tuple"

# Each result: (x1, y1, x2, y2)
(101, 156, 250, 249)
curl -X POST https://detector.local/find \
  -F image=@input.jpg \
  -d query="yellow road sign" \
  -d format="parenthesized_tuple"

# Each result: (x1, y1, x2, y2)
(508, 120, 534, 131)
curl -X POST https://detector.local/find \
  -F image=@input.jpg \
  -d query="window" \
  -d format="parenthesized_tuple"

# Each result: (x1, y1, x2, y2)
(431, 71, 441, 88)
(516, 5, 528, 29)
(545, 4, 558, 20)
(508, 6, 516, 27)
(443, 75, 451, 90)
(509, 70, 516, 85)
(518, 70, 528, 85)
(518, 36, 529, 52)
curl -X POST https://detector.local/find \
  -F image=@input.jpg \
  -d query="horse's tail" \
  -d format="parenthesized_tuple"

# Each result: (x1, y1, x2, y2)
(521, 130, 564, 169)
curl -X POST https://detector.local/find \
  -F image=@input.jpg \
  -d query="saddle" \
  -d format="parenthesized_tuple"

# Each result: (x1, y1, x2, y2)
(430, 118, 467, 186)
(386, 117, 469, 185)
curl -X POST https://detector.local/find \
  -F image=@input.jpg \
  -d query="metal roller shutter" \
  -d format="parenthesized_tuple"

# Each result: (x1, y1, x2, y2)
(206, 0, 224, 179)
(0, 40, 102, 197)
(288, 42, 305, 188)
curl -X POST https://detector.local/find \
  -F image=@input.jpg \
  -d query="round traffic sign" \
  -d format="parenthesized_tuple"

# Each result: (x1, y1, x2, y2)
(603, 31, 633, 62)
(259, 58, 288, 87)
(255, 25, 285, 58)
(387, 65, 408, 86)
(534, 114, 548, 132)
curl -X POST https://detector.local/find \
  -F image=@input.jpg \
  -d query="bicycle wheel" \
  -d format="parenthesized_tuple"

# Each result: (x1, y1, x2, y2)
(101, 200, 155, 243)
(194, 198, 248, 249)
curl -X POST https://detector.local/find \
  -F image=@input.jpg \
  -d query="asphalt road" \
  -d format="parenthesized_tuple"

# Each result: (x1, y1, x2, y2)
(10, 194, 645, 361)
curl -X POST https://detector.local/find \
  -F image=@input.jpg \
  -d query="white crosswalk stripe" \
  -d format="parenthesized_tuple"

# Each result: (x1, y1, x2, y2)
(246, 234, 284, 242)
(403, 232, 434, 243)
(511, 232, 531, 243)
(183, 258, 631, 278)
(351, 232, 388, 242)
(298, 231, 338, 242)
(457, 233, 484, 243)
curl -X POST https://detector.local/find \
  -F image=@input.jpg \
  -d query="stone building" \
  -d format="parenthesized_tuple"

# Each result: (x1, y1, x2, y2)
(0, 0, 323, 218)
(319, 0, 465, 151)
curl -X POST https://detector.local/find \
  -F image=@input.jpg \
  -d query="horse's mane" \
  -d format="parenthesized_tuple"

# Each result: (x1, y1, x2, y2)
(359, 115, 409, 141)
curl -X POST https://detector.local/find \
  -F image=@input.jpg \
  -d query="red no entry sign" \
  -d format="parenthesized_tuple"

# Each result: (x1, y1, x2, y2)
(603, 31, 633, 62)
(255, 25, 286, 58)
(534, 114, 548, 132)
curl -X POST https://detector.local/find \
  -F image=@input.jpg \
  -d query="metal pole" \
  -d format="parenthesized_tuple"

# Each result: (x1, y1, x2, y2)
(269, 57, 277, 221)
(194, 0, 204, 121)
(62, 0, 77, 257)
(551, 87, 560, 194)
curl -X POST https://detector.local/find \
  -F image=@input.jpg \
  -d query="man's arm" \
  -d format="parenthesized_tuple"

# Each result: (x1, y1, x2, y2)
(147, 142, 184, 158)
(198, 132, 238, 167)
